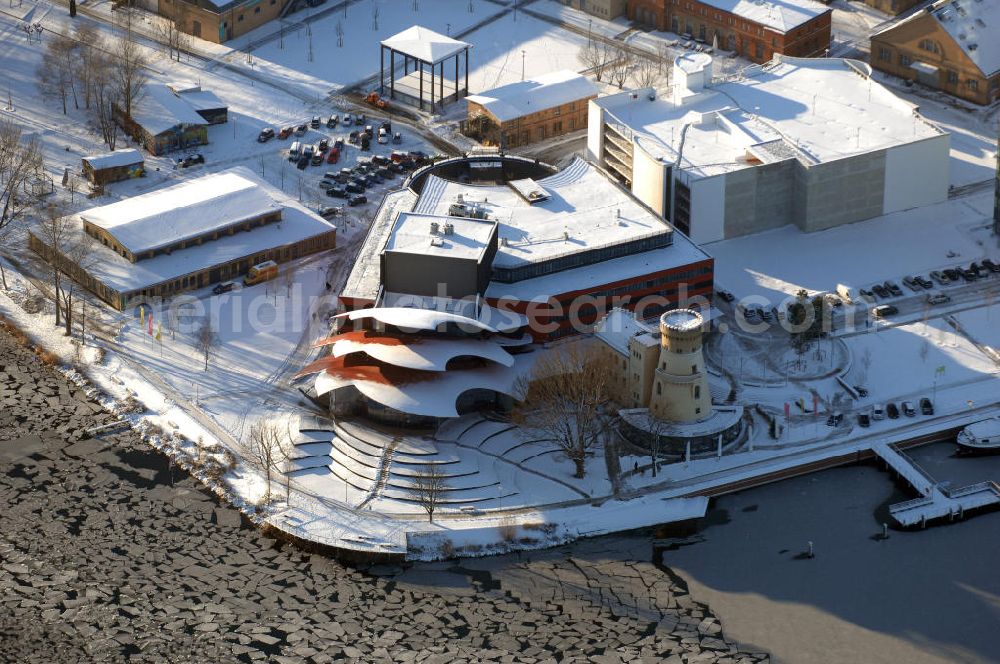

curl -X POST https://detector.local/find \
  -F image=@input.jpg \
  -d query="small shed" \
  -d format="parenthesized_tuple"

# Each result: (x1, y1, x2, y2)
(81, 149, 145, 186)
(169, 84, 229, 125)
(380, 26, 472, 111)
(117, 84, 208, 156)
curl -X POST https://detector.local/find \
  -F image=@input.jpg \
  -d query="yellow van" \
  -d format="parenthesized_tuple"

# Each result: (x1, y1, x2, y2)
(243, 260, 278, 287)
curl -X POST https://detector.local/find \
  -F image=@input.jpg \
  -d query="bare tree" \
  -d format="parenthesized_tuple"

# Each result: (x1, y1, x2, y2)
(410, 466, 447, 522)
(156, 11, 186, 62)
(0, 119, 44, 286)
(195, 317, 219, 371)
(335, 20, 344, 48)
(112, 10, 148, 117)
(512, 343, 616, 478)
(630, 54, 661, 89)
(245, 420, 284, 504)
(33, 202, 73, 327)
(74, 24, 105, 110)
(91, 51, 120, 150)
(38, 33, 79, 114)
(608, 46, 633, 89)
(371, 4, 379, 31)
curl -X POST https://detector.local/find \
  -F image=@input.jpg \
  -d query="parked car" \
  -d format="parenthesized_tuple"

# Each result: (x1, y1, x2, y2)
(886, 402, 899, 419)
(983, 258, 1000, 273)
(902, 401, 916, 417)
(915, 276, 933, 289)
(375, 167, 394, 180)
(302, 144, 314, 159)
(872, 404, 886, 420)
(903, 276, 920, 292)
(885, 281, 903, 297)
(387, 161, 405, 174)
(348, 131, 360, 144)
(927, 292, 950, 305)
(873, 304, 898, 318)
(348, 194, 367, 206)
(826, 412, 843, 427)
(327, 185, 347, 198)
(716, 289, 735, 303)
(295, 124, 308, 136)
(326, 114, 339, 128)
(377, 128, 389, 144)
(854, 386, 869, 398)
(357, 112, 366, 124)
(360, 135, 371, 151)
(858, 412, 871, 428)
(212, 281, 236, 295)
(326, 148, 340, 164)
(372, 154, 390, 166)
(390, 150, 407, 163)
(278, 126, 293, 139)
(392, 131, 402, 144)
(316, 206, 341, 219)
(333, 137, 345, 149)
(345, 181, 364, 194)
(257, 127, 275, 142)
(872, 284, 889, 299)
(318, 138, 329, 152)
(342, 113, 352, 126)
(858, 288, 875, 303)
(943, 268, 962, 282)
(296, 156, 309, 170)
(920, 397, 934, 415)
(319, 179, 337, 189)
(311, 151, 324, 166)
(963, 268, 979, 281)
(177, 154, 204, 168)
(338, 167, 353, 182)
(930, 270, 948, 285)
(310, 116, 321, 128)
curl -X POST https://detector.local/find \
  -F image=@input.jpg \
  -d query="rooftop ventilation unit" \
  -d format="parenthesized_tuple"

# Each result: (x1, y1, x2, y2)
(443, 222, 454, 235)
(430, 221, 440, 234)
(430, 237, 443, 247)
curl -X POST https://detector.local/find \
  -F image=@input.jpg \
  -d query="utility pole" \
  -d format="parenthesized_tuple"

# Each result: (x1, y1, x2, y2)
(521, 50, 526, 81)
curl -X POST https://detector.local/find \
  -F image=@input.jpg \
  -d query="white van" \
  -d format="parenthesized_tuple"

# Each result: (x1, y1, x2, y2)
(288, 141, 302, 160)
(872, 404, 886, 421)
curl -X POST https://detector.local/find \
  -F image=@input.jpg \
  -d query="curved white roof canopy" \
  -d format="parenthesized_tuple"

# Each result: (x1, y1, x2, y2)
(336, 307, 499, 333)
(320, 334, 514, 372)
(313, 363, 523, 418)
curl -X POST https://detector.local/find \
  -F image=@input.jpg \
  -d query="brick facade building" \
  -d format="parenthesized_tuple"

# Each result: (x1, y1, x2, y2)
(871, 0, 1000, 106)
(464, 71, 598, 149)
(628, 0, 831, 64)
(158, 0, 290, 44)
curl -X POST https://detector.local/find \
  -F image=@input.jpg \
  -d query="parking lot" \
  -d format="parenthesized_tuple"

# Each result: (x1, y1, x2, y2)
(255, 111, 438, 218)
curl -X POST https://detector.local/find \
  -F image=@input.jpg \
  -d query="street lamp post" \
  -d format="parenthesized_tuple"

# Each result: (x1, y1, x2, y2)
(521, 49, 526, 81)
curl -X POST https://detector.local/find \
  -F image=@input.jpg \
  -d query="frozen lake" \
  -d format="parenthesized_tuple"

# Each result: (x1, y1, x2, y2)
(658, 447, 1000, 664)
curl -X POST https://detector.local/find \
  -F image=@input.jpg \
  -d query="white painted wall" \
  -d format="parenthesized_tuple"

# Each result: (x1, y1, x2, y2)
(631, 143, 668, 218)
(586, 101, 604, 163)
(688, 175, 726, 244)
(882, 133, 950, 214)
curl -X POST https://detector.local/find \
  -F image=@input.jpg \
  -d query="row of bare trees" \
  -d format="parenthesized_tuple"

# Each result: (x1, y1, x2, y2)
(579, 38, 670, 90)
(37, 13, 148, 150)
(0, 120, 44, 289)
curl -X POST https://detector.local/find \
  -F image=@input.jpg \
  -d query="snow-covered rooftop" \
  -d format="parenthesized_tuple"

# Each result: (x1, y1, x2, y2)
(128, 84, 207, 136)
(930, 0, 999, 77)
(466, 70, 598, 122)
(65, 169, 334, 294)
(170, 84, 227, 112)
(80, 171, 281, 256)
(594, 309, 659, 356)
(385, 212, 497, 260)
(413, 158, 671, 270)
(661, 308, 703, 332)
(700, 0, 829, 33)
(597, 56, 945, 178)
(81, 149, 143, 171)
(381, 25, 471, 64)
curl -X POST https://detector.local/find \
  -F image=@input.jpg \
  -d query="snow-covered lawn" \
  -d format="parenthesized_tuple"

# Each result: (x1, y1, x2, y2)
(706, 190, 996, 304)
(227, 0, 506, 94)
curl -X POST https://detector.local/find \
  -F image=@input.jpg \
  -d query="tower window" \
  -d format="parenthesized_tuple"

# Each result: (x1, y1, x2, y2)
(656, 383, 662, 395)
(694, 386, 701, 399)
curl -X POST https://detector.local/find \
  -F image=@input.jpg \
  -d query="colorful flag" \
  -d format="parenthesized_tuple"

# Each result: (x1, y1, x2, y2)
(812, 393, 819, 415)
(935, 365, 946, 376)
(147, 313, 153, 335)
(784, 402, 790, 419)
(155, 322, 162, 342)
(139, 307, 145, 327)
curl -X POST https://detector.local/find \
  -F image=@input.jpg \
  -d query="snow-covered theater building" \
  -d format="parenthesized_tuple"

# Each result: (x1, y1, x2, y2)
(341, 154, 714, 342)
(588, 53, 950, 244)
(295, 306, 531, 427)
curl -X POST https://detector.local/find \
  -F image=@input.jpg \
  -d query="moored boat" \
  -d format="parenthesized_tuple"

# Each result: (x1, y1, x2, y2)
(956, 417, 1000, 455)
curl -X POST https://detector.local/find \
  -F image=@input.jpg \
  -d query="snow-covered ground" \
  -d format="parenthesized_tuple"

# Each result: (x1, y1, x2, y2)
(706, 190, 996, 304)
